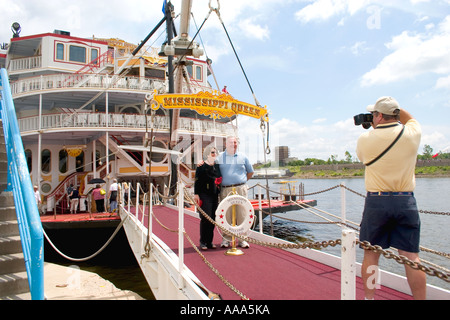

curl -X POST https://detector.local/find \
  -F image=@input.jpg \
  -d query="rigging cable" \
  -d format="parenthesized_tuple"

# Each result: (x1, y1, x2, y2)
(191, 12, 221, 91)
(212, 6, 260, 108)
(210, 2, 271, 155)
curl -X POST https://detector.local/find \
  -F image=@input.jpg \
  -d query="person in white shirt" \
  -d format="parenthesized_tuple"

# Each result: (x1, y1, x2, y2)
(34, 185, 42, 214)
(108, 179, 118, 212)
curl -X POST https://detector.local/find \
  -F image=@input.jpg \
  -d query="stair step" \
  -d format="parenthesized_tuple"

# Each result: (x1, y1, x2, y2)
(0, 206, 17, 222)
(0, 271, 30, 298)
(0, 291, 31, 300)
(0, 220, 19, 237)
(0, 253, 27, 275)
(0, 191, 14, 207)
(0, 235, 22, 255)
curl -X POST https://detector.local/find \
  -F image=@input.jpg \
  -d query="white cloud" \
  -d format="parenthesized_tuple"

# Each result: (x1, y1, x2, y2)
(435, 75, 450, 89)
(238, 18, 270, 41)
(410, 0, 431, 4)
(238, 116, 362, 164)
(238, 115, 450, 165)
(350, 41, 369, 56)
(421, 125, 450, 153)
(295, 0, 348, 23)
(361, 15, 450, 87)
(295, 0, 370, 23)
(313, 118, 327, 123)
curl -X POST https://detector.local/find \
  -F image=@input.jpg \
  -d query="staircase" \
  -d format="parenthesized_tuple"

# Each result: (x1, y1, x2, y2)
(0, 119, 30, 299)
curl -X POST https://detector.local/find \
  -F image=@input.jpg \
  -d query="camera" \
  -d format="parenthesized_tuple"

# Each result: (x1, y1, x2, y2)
(354, 113, 373, 129)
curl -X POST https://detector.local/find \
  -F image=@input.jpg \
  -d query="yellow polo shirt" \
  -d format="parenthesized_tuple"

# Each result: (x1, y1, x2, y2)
(356, 119, 421, 192)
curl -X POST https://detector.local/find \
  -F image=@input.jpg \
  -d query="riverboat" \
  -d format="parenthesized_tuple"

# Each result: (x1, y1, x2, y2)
(1, 1, 240, 257)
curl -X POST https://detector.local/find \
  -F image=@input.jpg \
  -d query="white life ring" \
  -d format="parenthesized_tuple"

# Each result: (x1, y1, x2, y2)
(215, 195, 255, 236)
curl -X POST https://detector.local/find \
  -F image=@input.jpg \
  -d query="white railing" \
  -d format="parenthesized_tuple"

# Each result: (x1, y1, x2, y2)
(9, 73, 166, 96)
(18, 112, 236, 136)
(9, 56, 42, 72)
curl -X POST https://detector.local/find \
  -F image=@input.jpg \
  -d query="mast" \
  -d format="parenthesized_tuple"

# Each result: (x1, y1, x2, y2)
(162, 0, 203, 192)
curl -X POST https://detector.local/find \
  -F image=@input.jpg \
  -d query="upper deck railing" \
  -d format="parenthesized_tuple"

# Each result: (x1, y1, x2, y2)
(8, 56, 43, 72)
(18, 112, 236, 137)
(9, 72, 212, 97)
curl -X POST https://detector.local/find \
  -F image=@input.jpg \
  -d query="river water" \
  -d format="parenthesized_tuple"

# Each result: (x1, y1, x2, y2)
(48, 177, 449, 298)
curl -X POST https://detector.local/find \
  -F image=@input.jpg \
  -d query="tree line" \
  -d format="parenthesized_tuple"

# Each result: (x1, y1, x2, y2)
(258, 145, 450, 168)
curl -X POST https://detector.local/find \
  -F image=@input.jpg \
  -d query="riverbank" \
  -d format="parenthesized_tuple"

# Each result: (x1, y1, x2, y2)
(289, 166, 450, 179)
(44, 262, 144, 300)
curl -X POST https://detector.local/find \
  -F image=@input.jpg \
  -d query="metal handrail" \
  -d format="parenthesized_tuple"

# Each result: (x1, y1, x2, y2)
(0, 68, 44, 300)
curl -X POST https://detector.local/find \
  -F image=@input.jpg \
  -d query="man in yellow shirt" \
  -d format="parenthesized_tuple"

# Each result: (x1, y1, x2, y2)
(356, 96, 426, 300)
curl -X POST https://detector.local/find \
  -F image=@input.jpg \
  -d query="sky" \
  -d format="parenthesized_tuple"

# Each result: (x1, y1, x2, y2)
(2, 0, 450, 164)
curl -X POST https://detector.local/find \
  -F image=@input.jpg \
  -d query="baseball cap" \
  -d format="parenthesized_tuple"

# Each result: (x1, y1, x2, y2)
(366, 96, 400, 115)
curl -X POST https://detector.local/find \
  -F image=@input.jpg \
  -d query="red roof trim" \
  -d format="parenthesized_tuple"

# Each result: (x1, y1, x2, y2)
(10, 33, 108, 45)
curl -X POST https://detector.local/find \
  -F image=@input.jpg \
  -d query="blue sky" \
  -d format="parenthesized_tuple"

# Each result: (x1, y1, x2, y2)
(2, 0, 450, 164)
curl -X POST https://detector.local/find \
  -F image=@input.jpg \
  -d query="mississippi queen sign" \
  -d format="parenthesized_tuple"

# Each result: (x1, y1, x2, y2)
(149, 90, 269, 122)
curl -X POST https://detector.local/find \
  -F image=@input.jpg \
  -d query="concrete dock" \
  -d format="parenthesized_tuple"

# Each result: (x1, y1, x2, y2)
(44, 262, 144, 300)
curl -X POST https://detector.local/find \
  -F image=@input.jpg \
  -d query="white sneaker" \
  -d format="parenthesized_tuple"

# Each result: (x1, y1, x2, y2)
(239, 240, 250, 248)
(220, 240, 229, 248)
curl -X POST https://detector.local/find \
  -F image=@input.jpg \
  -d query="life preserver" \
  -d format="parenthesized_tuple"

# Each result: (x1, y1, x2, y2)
(215, 195, 255, 236)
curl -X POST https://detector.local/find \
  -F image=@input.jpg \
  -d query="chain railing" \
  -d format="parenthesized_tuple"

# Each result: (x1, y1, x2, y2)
(251, 182, 449, 259)
(184, 185, 450, 284)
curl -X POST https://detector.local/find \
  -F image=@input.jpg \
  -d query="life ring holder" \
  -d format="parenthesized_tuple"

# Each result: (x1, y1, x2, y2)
(215, 194, 255, 236)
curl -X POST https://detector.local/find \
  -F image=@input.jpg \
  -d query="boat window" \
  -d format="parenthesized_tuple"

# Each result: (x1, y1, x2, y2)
(195, 65, 202, 81)
(41, 149, 51, 174)
(122, 106, 140, 114)
(150, 140, 167, 163)
(56, 43, 64, 60)
(59, 149, 68, 173)
(69, 45, 86, 63)
(91, 48, 98, 64)
(186, 65, 193, 78)
(76, 151, 84, 172)
(41, 183, 52, 194)
(25, 149, 32, 172)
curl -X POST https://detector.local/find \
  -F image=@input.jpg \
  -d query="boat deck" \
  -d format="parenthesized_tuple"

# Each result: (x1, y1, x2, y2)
(41, 212, 120, 229)
(144, 205, 412, 300)
(250, 199, 317, 214)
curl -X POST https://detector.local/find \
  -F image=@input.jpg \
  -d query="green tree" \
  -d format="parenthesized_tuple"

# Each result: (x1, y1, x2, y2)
(422, 144, 433, 159)
(344, 151, 352, 163)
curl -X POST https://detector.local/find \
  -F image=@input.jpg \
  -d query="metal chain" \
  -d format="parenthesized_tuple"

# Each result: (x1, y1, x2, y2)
(184, 189, 342, 251)
(127, 186, 449, 292)
(252, 182, 450, 216)
(184, 188, 450, 283)
(147, 198, 250, 300)
(358, 241, 450, 282)
(419, 209, 450, 216)
(183, 231, 249, 300)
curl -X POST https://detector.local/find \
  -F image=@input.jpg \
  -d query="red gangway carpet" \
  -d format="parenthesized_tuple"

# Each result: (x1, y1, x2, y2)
(137, 205, 412, 300)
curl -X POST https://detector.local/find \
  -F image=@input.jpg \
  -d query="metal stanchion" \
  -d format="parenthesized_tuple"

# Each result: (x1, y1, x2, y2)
(225, 187, 244, 256)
